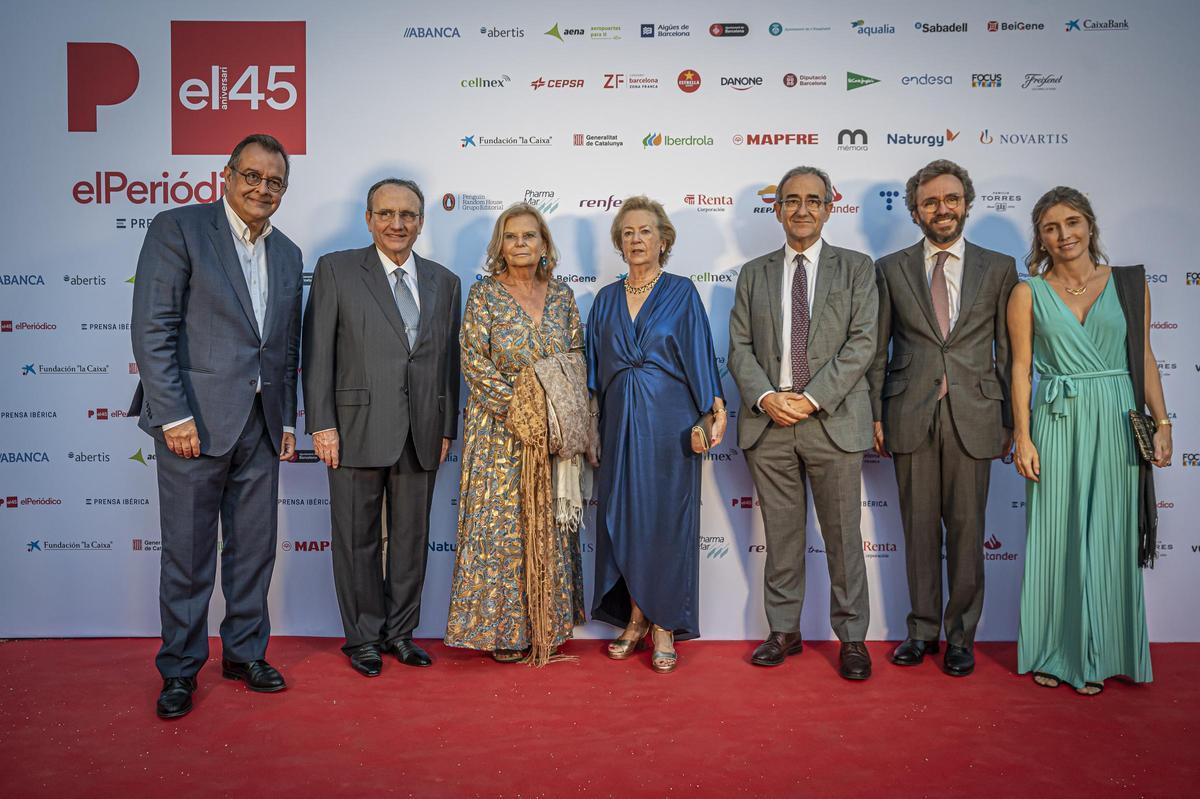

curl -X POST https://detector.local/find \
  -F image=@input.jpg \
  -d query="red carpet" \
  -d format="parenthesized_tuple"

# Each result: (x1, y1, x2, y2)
(1, 638, 1196, 797)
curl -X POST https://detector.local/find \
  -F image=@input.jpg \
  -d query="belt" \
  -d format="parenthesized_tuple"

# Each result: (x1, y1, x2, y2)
(1040, 368, 1128, 418)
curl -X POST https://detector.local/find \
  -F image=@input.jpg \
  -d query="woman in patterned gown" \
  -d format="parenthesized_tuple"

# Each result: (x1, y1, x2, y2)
(1008, 187, 1172, 695)
(444, 203, 586, 663)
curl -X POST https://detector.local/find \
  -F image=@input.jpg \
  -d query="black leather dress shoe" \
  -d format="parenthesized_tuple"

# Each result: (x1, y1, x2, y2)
(943, 645, 975, 677)
(890, 638, 940, 666)
(751, 631, 803, 666)
(221, 659, 287, 692)
(386, 639, 432, 667)
(156, 676, 196, 719)
(839, 642, 872, 680)
(348, 644, 383, 677)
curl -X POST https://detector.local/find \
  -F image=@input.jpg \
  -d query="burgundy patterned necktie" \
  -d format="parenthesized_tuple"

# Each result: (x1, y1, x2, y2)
(930, 250, 950, 399)
(790, 254, 811, 390)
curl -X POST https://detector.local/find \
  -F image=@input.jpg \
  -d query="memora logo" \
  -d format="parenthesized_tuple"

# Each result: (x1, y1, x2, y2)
(837, 129, 868, 151)
(847, 71, 880, 90)
(972, 73, 1002, 88)
(709, 23, 749, 37)
(171, 21, 306, 155)
(404, 26, 460, 38)
(851, 20, 895, 37)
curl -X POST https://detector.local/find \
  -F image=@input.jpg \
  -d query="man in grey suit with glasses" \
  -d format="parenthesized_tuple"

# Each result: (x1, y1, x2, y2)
(302, 178, 461, 678)
(728, 166, 879, 680)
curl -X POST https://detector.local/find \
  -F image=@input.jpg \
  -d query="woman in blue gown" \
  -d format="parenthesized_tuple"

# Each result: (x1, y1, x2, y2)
(587, 196, 726, 673)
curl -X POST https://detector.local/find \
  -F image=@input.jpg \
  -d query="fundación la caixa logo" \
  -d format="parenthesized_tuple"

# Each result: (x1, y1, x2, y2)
(67, 21, 306, 155)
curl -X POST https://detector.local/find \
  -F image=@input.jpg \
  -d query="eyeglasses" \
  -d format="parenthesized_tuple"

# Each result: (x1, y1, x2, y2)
(780, 197, 826, 213)
(229, 168, 287, 194)
(370, 209, 422, 224)
(919, 194, 963, 213)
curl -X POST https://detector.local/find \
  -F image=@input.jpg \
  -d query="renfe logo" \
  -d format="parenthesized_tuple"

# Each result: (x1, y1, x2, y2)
(67, 43, 140, 132)
(171, 21, 306, 155)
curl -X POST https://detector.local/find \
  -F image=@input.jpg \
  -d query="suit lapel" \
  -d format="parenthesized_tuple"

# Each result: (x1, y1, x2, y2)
(207, 202, 261, 340)
(899, 241, 942, 341)
(260, 232, 287, 339)
(360, 247, 410, 350)
(763, 248, 784, 352)
(807, 241, 835, 347)
(411, 253, 440, 352)
(949, 241, 985, 341)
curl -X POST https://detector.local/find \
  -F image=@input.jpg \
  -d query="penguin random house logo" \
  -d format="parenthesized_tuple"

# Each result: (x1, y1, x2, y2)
(67, 22, 307, 155)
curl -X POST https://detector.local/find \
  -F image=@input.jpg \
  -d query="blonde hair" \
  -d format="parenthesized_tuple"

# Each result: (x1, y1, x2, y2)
(610, 196, 677, 265)
(484, 202, 559, 280)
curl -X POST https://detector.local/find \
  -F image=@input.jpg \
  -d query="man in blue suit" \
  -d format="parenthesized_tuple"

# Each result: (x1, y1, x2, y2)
(130, 133, 304, 719)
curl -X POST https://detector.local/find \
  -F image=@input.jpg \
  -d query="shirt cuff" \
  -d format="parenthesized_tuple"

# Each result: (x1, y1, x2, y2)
(162, 416, 193, 431)
(282, 426, 295, 436)
(755, 391, 773, 413)
(312, 428, 337, 436)
(802, 392, 820, 411)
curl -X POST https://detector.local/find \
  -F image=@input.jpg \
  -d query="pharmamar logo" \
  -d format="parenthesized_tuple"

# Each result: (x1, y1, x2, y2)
(847, 71, 880, 90)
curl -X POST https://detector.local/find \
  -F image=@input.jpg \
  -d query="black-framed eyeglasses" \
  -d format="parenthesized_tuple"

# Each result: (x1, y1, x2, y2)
(370, 209, 421, 224)
(919, 194, 962, 213)
(230, 168, 287, 194)
(780, 197, 825, 212)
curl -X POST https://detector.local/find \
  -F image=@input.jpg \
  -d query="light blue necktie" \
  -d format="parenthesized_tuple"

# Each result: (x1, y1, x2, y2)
(391, 268, 419, 347)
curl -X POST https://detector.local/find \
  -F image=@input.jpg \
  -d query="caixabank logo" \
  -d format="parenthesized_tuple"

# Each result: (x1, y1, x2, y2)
(67, 22, 306, 156)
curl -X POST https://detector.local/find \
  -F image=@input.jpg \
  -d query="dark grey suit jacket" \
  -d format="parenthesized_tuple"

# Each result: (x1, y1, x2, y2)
(301, 246, 462, 470)
(868, 240, 1018, 458)
(129, 201, 303, 456)
(728, 242, 879, 453)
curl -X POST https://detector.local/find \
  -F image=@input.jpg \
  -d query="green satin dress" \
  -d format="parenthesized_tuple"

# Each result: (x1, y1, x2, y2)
(1017, 275, 1152, 688)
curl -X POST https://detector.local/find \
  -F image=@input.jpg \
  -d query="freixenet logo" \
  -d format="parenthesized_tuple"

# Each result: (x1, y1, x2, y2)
(677, 69, 702, 93)
(171, 21, 306, 155)
(847, 71, 879, 90)
(1022, 73, 1063, 91)
(709, 23, 749, 37)
(851, 20, 895, 36)
(642, 132, 714, 148)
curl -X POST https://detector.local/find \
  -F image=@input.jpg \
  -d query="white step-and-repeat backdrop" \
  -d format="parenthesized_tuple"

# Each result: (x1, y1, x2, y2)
(3, 1, 1197, 641)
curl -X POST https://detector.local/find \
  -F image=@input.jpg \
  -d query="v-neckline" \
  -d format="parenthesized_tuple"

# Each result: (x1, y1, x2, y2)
(623, 272, 665, 329)
(1044, 271, 1112, 328)
(495, 276, 550, 330)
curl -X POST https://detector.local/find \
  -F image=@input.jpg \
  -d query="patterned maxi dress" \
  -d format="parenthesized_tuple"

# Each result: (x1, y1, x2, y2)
(1017, 275, 1151, 688)
(444, 276, 586, 651)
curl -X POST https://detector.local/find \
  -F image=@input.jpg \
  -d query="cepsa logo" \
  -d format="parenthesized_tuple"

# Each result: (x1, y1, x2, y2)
(67, 23, 306, 156)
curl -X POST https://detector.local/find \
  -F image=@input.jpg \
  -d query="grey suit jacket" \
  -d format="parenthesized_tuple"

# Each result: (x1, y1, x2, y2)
(301, 246, 462, 470)
(868, 240, 1019, 458)
(129, 201, 303, 457)
(728, 242, 878, 453)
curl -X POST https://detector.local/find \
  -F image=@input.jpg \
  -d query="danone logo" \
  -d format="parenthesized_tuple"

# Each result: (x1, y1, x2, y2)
(171, 21, 306, 155)
(847, 71, 879, 90)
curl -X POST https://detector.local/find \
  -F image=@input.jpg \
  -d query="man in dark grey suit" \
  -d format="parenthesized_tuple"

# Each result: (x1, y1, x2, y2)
(868, 159, 1018, 677)
(302, 178, 461, 677)
(131, 133, 303, 719)
(728, 166, 879, 680)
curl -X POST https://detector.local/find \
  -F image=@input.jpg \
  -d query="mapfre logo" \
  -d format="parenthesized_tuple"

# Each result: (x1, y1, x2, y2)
(171, 21, 306, 155)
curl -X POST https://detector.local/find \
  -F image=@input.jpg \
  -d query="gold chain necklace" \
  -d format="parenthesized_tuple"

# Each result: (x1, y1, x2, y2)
(1060, 269, 1096, 296)
(624, 269, 663, 296)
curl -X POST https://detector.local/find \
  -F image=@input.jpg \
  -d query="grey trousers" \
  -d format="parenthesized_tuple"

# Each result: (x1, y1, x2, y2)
(892, 397, 992, 647)
(745, 418, 870, 641)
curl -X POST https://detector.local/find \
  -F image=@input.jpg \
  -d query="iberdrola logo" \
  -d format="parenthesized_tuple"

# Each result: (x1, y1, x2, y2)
(643, 132, 664, 147)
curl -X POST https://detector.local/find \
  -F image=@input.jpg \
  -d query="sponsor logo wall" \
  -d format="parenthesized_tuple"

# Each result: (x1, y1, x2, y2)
(2, 0, 1196, 641)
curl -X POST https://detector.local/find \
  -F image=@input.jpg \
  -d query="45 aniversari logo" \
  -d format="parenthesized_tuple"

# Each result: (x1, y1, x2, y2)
(170, 21, 306, 155)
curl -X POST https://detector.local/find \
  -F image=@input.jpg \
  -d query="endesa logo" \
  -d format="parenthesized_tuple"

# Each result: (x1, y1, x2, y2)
(171, 21, 306, 155)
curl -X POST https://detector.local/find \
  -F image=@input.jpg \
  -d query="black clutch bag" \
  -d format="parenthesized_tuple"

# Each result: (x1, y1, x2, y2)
(1128, 411, 1157, 463)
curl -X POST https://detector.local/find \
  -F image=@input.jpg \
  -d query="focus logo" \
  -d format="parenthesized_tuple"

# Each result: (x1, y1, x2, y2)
(171, 21, 306, 155)
(1181, 453, 1199, 467)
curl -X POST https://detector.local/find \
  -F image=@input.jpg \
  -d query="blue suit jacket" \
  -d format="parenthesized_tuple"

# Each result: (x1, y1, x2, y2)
(129, 201, 303, 456)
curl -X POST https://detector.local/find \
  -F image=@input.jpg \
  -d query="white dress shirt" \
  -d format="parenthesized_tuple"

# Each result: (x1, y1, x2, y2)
(163, 199, 293, 435)
(756, 238, 822, 412)
(923, 235, 966, 329)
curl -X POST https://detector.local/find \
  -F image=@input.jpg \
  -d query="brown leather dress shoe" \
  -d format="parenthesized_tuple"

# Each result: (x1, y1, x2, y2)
(839, 642, 872, 680)
(751, 631, 803, 666)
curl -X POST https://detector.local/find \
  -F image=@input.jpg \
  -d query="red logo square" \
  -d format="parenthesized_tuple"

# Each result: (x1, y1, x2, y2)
(1, 321, 12, 332)
(5, 497, 17, 508)
(96, 408, 109, 420)
(171, 21, 306, 155)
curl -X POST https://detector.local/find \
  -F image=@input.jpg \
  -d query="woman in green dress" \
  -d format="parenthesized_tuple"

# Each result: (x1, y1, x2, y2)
(1007, 187, 1172, 695)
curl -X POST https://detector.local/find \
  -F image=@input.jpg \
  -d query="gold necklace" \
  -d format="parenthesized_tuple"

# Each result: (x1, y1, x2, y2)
(1060, 269, 1096, 296)
(624, 269, 663, 296)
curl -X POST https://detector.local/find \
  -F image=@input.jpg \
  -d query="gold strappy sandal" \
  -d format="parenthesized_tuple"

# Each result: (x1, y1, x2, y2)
(650, 624, 677, 674)
(607, 619, 650, 660)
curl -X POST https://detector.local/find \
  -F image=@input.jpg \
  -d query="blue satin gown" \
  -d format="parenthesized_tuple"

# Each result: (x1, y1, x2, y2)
(587, 272, 723, 640)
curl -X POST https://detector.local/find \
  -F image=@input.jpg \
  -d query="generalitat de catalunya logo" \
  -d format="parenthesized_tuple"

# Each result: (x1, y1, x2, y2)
(67, 22, 307, 155)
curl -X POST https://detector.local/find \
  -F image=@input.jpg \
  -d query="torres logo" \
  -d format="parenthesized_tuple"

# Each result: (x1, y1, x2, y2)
(171, 21, 307, 155)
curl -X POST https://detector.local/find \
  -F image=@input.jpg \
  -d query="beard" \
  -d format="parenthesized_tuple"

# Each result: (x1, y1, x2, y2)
(920, 210, 967, 245)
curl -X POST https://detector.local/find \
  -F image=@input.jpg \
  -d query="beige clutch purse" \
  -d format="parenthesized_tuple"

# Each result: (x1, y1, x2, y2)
(690, 413, 715, 453)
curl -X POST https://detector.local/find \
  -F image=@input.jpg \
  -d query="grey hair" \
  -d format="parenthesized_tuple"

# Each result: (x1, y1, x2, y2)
(366, 178, 425, 216)
(775, 166, 834, 205)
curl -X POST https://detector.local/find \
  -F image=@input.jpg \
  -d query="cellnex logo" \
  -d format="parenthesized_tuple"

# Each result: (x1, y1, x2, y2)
(914, 21, 968, 33)
(709, 23, 749, 37)
(972, 73, 1002, 88)
(403, 26, 460, 38)
(1066, 18, 1129, 32)
(530, 77, 585, 90)
(171, 21, 306, 155)
(461, 75, 511, 88)
(851, 20, 895, 36)
(677, 69, 702, 92)
(642, 132, 714, 148)
(847, 71, 880, 90)
(837, 129, 868, 151)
